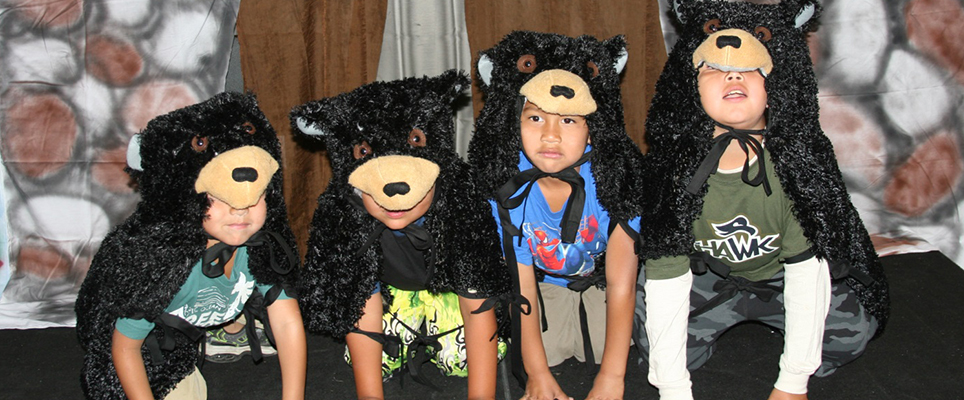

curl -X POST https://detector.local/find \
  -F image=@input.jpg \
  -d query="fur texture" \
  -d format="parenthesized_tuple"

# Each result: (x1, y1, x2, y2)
(640, 0, 889, 333)
(467, 31, 644, 223)
(75, 92, 300, 399)
(291, 70, 511, 339)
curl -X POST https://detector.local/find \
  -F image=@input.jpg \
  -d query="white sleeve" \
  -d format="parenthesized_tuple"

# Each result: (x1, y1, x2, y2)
(774, 256, 831, 394)
(644, 269, 694, 400)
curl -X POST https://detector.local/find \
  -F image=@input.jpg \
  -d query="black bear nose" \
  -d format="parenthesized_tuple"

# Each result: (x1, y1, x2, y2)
(383, 182, 410, 197)
(232, 167, 259, 183)
(716, 35, 742, 49)
(550, 85, 575, 99)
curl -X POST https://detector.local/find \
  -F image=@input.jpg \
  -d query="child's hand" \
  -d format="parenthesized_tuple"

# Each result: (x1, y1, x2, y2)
(521, 372, 572, 400)
(767, 388, 808, 400)
(584, 370, 624, 400)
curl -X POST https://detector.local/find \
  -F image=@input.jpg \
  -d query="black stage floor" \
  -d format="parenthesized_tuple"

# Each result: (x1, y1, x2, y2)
(2, 251, 962, 399)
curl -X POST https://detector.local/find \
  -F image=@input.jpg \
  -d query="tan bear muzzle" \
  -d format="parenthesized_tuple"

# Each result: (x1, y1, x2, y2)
(348, 155, 440, 211)
(195, 146, 279, 209)
(693, 28, 773, 77)
(519, 69, 597, 116)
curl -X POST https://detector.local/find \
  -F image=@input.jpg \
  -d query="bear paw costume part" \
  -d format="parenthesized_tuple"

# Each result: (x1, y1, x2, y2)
(75, 92, 300, 399)
(641, 0, 888, 333)
(291, 70, 511, 340)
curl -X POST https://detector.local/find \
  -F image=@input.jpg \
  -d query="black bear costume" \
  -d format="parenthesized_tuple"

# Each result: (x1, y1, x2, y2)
(638, 0, 888, 334)
(290, 70, 511, 352)
(467, 30, 645, 388)
(469, 31, 643, 223)
(75, 92, 299, 399)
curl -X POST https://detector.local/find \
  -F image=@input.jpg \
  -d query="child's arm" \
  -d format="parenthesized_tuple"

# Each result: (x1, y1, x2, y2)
(459, 296, 499, 400)
(111, 328, 154, 400)
(643, 258, 694, 400)
(345, 293, 385, 400)
(769, 256, 830, 400)
(518, 261, 572, 400)
(266, 298, 307, 400)
(586, 225, 638, 400)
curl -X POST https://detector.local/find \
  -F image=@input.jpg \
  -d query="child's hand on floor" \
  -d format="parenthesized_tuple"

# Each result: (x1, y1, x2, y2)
(522, 372, 572, 400)
(585, 370, 625, 400)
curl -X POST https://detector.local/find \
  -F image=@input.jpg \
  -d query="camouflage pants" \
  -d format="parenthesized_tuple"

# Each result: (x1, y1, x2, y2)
(633, 268, 877, 377)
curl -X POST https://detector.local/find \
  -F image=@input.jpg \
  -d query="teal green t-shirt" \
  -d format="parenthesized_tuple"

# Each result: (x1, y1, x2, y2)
(115, 247, 289, 340)
(646, 149, 810, 281)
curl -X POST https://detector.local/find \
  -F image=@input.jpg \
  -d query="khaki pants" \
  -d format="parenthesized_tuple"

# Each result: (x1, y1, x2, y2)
(538, 282, 607, 366)
(165, 367, 207, 400)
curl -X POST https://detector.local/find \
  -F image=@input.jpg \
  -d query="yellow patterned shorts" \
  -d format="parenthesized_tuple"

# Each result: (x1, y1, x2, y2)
(345, 286, 507, 378)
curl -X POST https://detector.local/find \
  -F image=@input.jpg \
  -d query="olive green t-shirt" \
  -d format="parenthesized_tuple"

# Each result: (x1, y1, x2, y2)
(646, 149, 810, 281)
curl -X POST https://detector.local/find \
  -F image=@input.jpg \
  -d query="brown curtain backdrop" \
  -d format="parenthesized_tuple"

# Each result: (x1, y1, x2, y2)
(237, 0, 387, 253)
(464, 0, 667, 150)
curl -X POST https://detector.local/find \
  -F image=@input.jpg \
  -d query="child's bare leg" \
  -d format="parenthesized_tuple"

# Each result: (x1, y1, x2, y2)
(347, 293, 385, 400)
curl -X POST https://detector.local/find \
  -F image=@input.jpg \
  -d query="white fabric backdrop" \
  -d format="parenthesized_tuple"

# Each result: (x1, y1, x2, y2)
(376, 0, 476, 157)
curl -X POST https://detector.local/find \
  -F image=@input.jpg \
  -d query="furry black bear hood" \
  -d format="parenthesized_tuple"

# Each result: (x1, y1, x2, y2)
(75, 92, 300, 399)
(640, 0, 888, 333)
(468, 31, 644, 223)
(291, 70, 511, 339)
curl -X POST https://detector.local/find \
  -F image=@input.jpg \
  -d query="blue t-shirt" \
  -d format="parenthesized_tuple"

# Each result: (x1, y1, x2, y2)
(115, 247, 290, 340)
(490, 150, 641, 287)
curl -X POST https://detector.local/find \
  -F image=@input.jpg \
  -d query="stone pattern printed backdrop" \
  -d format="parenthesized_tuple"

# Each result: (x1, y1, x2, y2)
(0, 0, 239, 328)
(814, 0, 963, 264)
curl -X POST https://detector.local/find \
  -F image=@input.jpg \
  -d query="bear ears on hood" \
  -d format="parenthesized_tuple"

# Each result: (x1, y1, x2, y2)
(669, 0, 820, 35)
(291, 69, 469, 143)
(475, 31, 628, 94)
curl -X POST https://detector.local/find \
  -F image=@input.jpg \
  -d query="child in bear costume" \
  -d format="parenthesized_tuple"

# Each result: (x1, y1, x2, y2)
(75, 92, 304, 400)
(468, 31, 644, 400)
(633, 1, 890, 399)
(291, 70, 511, 399)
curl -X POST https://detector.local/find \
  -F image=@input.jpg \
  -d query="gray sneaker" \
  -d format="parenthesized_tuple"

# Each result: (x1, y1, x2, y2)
(204, 325, 277, 363)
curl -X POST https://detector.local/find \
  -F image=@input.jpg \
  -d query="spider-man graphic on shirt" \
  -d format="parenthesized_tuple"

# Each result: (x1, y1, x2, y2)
(524, 215, 603, 277)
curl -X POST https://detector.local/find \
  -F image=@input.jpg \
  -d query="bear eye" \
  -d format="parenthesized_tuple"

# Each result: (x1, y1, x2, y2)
(703, 19, 723, 34)
(754, 26, 773, 42)
(353, 141, 372, 160)
(517, 55, 537, 73)
(191, 136, 209, 152)
(408, 128, 427, 148)
(241, 121, 256, 135)
(587, 61, 600, 78)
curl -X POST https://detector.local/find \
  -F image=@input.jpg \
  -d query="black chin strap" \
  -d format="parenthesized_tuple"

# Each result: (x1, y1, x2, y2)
(496, 149, 593, 244)
(202, 231, 297, 278)
(686, 122, 772, 196)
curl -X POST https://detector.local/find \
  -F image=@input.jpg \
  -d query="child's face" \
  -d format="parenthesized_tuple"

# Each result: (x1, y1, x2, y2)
(697, 66, 768, 132)
(361, 186, 435, 230)
(520, 102, 590, 174)
(203, 193, 267, 246)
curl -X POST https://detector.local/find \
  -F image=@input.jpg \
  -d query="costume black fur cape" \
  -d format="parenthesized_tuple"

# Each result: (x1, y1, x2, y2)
(640, 0, 889, 333)
(75, 92, 300, 399)
(467, 31, 644, 224)
(290, 70, 511, 339)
